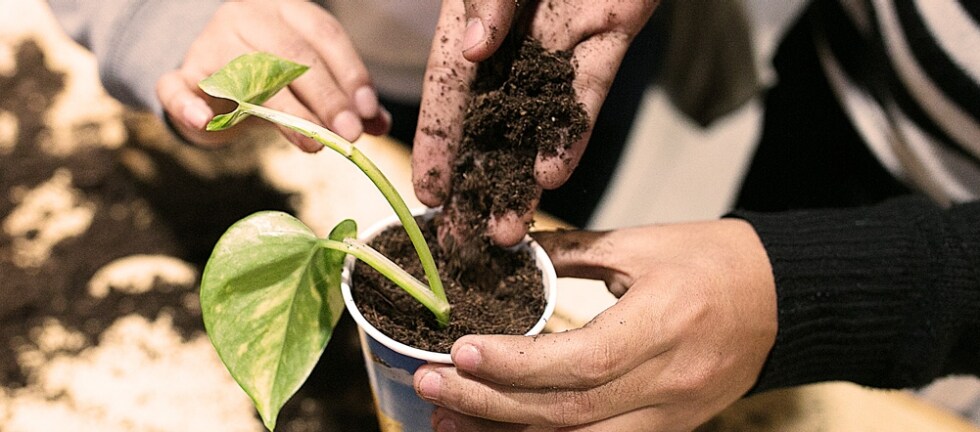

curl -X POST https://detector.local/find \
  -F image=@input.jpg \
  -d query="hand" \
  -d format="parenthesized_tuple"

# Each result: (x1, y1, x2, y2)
(413, 219, 778, 431)
(155, 0, 390, 151)
(412, 0, 660, 245)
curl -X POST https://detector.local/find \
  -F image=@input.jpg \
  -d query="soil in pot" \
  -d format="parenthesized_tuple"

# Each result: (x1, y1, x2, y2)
(350, 215, 546, 353)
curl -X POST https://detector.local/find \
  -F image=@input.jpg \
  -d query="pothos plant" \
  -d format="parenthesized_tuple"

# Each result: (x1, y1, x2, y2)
(197, 52, 449, 431)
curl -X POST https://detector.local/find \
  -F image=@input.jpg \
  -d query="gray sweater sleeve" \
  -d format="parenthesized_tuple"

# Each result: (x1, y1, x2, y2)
(47, 0, 222, 115)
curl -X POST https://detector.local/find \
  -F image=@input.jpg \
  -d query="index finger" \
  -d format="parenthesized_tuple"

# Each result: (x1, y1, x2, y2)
(458, 0, 521, 62)
(412, 0, 478, 207)
(535, 32, 631, 189)
(523, 0, 655, 189)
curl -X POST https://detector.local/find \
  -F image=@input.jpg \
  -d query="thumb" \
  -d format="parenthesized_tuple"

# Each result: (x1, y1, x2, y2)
(460, 0, 522, 61)
(531, 230, 629, 295)
(156, 70, 232, 147)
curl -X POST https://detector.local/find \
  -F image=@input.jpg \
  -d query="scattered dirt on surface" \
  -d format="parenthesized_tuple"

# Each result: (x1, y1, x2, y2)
(1, 39, 378, 431)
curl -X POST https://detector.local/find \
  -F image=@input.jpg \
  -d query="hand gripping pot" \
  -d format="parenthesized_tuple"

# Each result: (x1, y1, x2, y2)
(340, 209, 557, 432)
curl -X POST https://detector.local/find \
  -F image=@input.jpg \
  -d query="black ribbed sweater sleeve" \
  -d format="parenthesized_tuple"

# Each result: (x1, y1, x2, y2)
(729, 195, 980, 393)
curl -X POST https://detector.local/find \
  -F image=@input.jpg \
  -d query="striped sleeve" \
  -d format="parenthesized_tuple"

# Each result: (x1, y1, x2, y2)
(815, 0, 980, 203)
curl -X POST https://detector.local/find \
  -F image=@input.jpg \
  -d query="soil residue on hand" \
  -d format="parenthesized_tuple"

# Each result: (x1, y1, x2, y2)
(438, 36, 588, 275)
(353, 36, 588, 352)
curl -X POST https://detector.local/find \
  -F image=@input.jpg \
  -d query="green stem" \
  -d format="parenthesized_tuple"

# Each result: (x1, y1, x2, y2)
(320, 239, 450, 327)
(243, 103, 449, 321)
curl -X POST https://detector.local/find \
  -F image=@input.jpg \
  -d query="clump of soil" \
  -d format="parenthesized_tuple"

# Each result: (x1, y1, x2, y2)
(350, 215, 545, 353)
(352, 36, 586, 352)
(436, 36, 589, 270)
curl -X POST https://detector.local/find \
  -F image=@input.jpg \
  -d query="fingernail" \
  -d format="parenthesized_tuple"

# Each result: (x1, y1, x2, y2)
(354, 86, 380, 119)
(462, 18, 485, 52)
(454, 343, 481, 371)
(332, 110, 363, 141)
(487, 214, 526, 247)
(436, 417, 457, 432)
(418, 370, 442, 400)
(182, 99, 212, 130)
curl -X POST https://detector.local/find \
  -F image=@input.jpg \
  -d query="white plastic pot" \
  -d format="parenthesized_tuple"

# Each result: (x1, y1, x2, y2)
(340, 209, 557, 432)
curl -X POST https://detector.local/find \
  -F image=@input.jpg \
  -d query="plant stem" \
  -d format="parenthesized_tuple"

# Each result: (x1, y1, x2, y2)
(243, 103, 450, 322)
(320, 239, 450, 327)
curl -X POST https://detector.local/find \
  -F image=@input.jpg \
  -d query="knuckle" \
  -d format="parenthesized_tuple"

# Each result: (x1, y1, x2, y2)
(667, 360, 713, 398)
(573, 69, 612, 108)
(337, 67, 370, 89)
(547, 391, 599, 426)
(311, 86, 349, 120)
(309, 12, 343, 38)
(464, 391, 496, 420)
(154, 72, 174, 95)
(574, 343, 618, 386)
(276, 37, 317, 66)
(673, 371, 706, 396)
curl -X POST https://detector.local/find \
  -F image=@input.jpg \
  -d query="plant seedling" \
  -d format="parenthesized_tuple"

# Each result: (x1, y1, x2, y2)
(197, 52, 449, 431)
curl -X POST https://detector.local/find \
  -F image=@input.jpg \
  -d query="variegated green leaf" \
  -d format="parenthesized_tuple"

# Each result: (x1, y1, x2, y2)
(326, 219, 357, 263)
(200, 211, 349, 431)
(323, 218, 357, 328)
(198, 52, 308, 131)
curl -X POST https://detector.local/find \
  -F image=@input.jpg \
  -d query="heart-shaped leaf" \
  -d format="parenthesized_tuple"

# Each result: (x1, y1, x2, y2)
(200, 212, 353, 431)
(198, 52, 308, 130)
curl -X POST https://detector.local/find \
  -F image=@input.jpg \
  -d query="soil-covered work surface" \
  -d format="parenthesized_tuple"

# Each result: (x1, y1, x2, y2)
(0, 35, 378, 431)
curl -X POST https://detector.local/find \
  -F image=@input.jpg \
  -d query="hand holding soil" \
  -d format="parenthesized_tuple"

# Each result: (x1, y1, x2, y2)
(413, 220, 778, 431)
(412, 0, 660, 246)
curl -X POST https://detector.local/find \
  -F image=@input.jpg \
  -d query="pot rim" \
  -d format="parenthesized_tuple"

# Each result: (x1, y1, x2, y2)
(341, 207, 557, 364)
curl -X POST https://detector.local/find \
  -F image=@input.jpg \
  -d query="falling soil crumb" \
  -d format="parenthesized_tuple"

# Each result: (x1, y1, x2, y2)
(419, 126, 448, 139)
